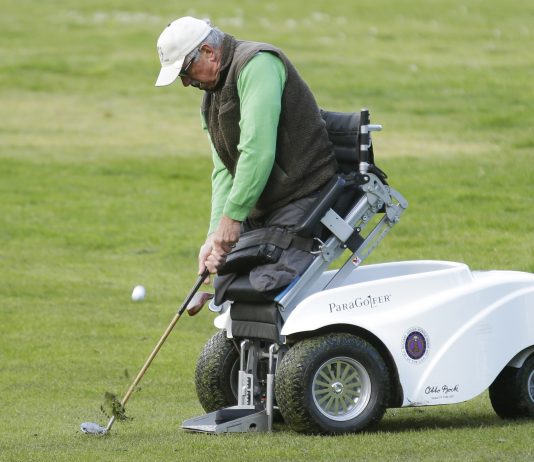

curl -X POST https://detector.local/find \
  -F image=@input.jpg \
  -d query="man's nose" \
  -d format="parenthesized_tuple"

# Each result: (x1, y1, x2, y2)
(180, 75, 191, 87)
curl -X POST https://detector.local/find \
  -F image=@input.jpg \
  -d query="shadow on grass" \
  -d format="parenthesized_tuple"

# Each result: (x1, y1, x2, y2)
(377, 408, 529, 434)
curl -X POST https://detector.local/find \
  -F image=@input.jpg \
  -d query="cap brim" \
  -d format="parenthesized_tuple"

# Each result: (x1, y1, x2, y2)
(155, 60, 183, 87)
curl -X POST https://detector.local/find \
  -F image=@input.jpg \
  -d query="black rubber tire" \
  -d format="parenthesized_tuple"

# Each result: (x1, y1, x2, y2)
(275, 333, 390, 434)
(489, 355, 534, 419)
(194, 330, 240, 413)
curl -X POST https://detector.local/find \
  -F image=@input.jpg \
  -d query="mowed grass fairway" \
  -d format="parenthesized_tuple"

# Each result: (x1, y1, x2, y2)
(1, 0, 533, 460)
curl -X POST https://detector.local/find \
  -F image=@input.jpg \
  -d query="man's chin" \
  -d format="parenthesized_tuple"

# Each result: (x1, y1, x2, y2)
(191, 79, 218, 91)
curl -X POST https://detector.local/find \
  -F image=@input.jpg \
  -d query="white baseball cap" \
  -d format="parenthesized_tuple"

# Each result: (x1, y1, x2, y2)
(155, 17, 212, 87)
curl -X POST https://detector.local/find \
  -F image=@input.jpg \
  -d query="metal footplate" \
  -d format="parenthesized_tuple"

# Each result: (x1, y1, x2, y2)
(181, 406, 268, 433)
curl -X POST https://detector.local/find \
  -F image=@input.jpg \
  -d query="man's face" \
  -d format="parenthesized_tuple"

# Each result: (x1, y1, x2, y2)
(179, 45, 220, 91)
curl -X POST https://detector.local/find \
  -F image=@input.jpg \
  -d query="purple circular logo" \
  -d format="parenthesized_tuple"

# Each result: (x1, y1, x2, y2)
(405, 331, 427, 360)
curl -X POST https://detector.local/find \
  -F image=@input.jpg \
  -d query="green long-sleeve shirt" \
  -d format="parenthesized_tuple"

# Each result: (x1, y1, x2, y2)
(204, 52, 287, 234)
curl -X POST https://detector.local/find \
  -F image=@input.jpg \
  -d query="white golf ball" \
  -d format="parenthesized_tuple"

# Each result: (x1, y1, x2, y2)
(131, 285, 146, 302)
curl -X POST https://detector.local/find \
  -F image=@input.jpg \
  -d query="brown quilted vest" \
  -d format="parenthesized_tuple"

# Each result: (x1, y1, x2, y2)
(202, 35, 336, 219)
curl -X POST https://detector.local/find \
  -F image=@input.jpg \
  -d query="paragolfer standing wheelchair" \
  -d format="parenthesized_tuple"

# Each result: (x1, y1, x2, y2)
(182, 108, 409, 434)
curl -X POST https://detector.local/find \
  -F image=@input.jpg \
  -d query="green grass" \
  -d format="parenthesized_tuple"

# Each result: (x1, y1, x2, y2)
(1, 0, 533, 460)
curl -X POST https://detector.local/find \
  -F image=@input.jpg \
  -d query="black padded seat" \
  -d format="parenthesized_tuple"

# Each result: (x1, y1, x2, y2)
(226, 276, 281, 342)
(225, 275, 280, 303)
(231, 302, 279, 325)
(230, 302, 280, 342)
(226, 274, 282, 342)
(230, 318, 280, 342)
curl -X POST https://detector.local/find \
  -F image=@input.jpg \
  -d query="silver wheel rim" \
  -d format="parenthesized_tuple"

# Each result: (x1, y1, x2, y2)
(528, 370, 534, 402)
(312, 356, 371, 421)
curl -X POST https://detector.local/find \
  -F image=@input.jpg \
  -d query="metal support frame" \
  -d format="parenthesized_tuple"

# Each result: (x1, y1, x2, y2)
(182, 340, 282, 434)
(276, 173, 408, 320)
(237, 340, 254, 407)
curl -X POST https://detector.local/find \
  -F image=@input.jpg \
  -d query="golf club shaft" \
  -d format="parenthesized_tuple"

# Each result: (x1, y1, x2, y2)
(104, 269, 209, 433)
(178, 269, 210, 316)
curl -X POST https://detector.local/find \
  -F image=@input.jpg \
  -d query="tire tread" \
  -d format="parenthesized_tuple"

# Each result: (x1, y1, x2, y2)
(195, 330, 239, 413)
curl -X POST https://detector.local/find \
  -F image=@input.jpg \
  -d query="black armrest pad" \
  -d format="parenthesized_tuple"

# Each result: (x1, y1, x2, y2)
(293, 175, 346, 238)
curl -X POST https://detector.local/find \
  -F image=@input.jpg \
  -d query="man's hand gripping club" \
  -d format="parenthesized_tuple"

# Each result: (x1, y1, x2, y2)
(198, 215, 241, 282)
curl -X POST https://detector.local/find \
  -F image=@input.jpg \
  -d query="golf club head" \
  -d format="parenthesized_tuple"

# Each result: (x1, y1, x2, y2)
(186, 291, 213, 316)
(80, 422, 107, 435)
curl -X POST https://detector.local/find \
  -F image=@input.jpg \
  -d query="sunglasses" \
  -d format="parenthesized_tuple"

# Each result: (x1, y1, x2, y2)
(179, 58, 194, 78)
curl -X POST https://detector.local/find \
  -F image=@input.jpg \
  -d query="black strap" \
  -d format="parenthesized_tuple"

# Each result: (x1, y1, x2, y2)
(232, 227, 315, 253)
(291, 234, 315, 252)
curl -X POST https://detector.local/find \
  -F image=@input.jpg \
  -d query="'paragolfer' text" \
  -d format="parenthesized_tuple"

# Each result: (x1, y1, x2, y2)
(329, 294, 391, 313)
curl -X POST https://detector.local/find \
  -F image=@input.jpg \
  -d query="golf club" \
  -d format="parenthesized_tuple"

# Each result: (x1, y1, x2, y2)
(81, 269, 210, 435)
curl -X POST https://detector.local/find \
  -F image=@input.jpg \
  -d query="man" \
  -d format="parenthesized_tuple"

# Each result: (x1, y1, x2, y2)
(155, 16, 337, 290)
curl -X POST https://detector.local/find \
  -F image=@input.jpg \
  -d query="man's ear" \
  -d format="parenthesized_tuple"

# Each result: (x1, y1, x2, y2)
(201, 44, 217, 62)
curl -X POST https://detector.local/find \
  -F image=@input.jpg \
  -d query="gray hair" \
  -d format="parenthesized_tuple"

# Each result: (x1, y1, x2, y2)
(185, 28, 224, 64)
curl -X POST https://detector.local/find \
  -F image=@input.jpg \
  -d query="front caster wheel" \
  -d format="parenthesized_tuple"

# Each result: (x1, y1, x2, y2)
(194, 330, 240, 413)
